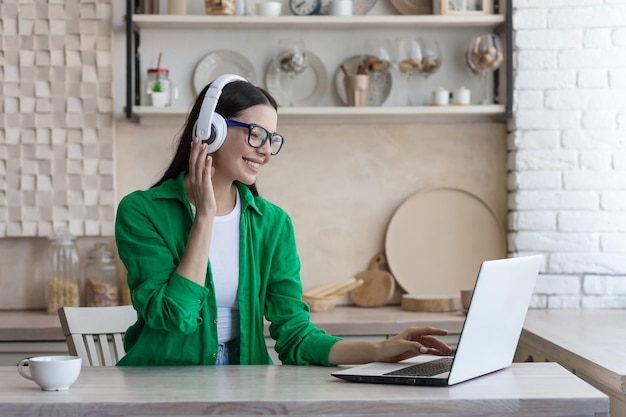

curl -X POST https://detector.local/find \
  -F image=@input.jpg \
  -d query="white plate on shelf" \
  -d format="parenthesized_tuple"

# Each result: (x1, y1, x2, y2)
(193, 51, 258, 95)
(335, 55, 392, 106)
(265, 50, 327, 107)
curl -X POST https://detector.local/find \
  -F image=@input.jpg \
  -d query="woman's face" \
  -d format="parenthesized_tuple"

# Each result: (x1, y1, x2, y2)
(212, 104, 279, 186)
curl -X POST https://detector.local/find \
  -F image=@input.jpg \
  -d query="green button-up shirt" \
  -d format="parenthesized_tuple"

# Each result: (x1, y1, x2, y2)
(115, 172, 341, 366)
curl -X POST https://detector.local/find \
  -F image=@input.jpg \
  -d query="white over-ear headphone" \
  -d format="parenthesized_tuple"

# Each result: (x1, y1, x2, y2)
(193, 73, 247, 153)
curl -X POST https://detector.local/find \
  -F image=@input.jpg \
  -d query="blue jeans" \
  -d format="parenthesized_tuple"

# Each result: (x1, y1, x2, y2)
(216, 337, 240, 365)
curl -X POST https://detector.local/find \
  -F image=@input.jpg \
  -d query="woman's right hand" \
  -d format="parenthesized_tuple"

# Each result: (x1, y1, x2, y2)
(188, 137, 216, 218)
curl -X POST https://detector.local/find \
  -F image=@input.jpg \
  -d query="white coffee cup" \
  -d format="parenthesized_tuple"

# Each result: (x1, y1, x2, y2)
(255, 1, 282, 15)
(17, 355, 82, 391)
(328, 0, 352, 16)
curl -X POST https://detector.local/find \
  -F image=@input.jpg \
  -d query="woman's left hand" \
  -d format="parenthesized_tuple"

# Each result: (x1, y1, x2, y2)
(328, 326, 452, 365)
(376, 327, 452, 363)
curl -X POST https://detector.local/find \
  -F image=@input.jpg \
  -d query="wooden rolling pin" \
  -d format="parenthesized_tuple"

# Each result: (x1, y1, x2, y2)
(303, 277, 363, 299)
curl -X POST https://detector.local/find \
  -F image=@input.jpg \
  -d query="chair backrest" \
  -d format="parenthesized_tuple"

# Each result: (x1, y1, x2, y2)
(57, 305, 137, 367)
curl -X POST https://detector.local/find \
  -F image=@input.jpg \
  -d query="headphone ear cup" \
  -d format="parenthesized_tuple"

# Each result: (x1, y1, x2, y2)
(206, 112, 227, 153)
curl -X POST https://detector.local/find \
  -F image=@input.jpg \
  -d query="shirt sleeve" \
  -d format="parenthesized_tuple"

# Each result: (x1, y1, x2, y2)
(263, 214, 342, 366)
(115, 192, 209, 334)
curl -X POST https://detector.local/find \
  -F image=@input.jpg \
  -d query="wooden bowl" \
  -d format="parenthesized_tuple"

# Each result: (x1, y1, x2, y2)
(302, 295, 342, 312)
(401, 294, 460, 312)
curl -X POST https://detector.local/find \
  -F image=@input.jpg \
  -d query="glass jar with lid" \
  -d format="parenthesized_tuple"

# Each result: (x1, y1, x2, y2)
(146, 67, 172, 107)
(84, 242, 120, 307)
(46, 231, 81, 314)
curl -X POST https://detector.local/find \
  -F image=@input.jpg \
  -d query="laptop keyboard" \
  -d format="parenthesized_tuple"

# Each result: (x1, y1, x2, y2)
(384, 357, 454, 377)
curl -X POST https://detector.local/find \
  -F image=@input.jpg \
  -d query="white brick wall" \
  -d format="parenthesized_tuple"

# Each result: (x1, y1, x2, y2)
(512, 1, 626, 309)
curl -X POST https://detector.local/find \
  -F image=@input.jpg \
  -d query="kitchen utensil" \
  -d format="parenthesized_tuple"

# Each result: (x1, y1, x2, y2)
(335, 55, 392, 106)
(460, 288, 473, 313)
(328, 0, 353, 15)
(302, 295, 342, 312)
(400, 294, 459, 312)
(265, 49, 327, 107)
(272, 39, 307, 107)
(385, 187, 505, 296)
(417, 37, 442, 105)
(320, 0, 378, 14)
(466, 34, 504, 104)
(304, 277, 363, 299)
(303, 277, 364, 312)
(393, 37, 422, 105)
(255, 1, 282, 15)
(349, 251, 395, 307)
(17, 355, 82, 391)
(389, 0, 432, 15)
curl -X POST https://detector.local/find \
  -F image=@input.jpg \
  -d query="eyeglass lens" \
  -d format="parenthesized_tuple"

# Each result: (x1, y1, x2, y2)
(249, 125, 283, 155)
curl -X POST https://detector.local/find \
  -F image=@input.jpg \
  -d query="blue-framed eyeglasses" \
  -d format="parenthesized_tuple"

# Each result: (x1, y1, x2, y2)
(225, 119, 285, 156)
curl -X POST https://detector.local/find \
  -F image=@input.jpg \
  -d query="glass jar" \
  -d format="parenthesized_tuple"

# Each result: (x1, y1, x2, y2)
(146, 68, 171, 107)
(46, 232, 81, 314)
(84, 243, 120, 307)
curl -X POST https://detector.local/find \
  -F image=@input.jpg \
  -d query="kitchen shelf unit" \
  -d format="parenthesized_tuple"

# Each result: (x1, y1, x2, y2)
(125, 1, 512, 124)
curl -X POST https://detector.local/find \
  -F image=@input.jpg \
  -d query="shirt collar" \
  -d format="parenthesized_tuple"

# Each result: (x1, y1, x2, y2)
(149, 171, 262, 216)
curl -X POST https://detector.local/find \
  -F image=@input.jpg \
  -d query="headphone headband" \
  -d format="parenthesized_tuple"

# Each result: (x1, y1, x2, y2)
(194, 74, 248, 152)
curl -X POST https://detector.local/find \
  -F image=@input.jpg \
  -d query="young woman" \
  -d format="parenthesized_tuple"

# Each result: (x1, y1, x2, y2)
(115, 75, 452, 366)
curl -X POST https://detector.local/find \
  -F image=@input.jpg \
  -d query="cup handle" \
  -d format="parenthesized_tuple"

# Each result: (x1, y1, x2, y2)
(17, 359, 33, 381)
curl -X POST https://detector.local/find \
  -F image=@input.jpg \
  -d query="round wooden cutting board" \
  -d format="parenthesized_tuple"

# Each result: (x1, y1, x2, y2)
(385, 188, 505, 296)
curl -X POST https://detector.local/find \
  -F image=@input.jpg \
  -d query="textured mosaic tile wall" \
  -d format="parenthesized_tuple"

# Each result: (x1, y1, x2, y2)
(0, 0, 114, 237)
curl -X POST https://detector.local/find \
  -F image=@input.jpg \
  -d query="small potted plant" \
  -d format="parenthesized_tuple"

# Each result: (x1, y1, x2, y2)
(150, 79, 168, 107)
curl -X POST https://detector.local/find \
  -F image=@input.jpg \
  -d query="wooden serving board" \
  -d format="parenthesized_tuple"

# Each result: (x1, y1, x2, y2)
(349, 252, 395, 308)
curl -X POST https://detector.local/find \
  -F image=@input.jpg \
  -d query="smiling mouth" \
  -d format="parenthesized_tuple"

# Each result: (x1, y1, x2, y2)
(244, 159, 260, 169)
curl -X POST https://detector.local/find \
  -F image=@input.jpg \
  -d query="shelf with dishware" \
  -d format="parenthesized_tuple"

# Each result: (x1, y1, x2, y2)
(124, 1, 512, 122)
(131, 104, 505, 125)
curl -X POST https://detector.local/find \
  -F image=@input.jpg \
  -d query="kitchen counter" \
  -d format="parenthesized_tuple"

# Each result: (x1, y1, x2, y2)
(0, 306, 466, 365)
(0, 306, 466, 342)
(1, 363, 609, 417)
(0, 310, 64, 342)
(516, 309, 626, 417)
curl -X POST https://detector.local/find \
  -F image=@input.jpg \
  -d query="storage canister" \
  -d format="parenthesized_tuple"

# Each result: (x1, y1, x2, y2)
(146, 67, 172, 107)
(46, 232, 81, 314)
(84, 242, 120, 307)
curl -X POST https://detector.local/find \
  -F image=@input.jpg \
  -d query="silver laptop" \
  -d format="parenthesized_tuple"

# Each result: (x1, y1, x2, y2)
(331, 255, 542, 386)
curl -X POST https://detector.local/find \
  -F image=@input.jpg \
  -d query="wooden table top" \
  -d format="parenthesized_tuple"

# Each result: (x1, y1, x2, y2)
(523, 309, 626, 394)
(0, 306, 466, 342)
(0, 363, 609, 417)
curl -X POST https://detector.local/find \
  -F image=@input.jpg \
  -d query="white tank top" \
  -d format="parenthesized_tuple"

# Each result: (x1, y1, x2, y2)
(190, 192, 241, 343)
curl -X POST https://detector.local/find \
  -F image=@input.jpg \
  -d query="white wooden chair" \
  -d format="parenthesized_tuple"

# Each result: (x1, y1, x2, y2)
(57, 305, 137, 367)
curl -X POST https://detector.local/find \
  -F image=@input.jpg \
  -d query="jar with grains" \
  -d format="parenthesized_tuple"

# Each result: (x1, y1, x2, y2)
(84, 242, 119, 307)
(46, 232, 81, 314)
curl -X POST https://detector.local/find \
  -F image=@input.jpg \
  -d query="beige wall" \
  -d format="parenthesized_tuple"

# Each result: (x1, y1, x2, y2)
(0, 0, 508, 310)
(0, 119, 506, 309)
(115, 120, 507, 302)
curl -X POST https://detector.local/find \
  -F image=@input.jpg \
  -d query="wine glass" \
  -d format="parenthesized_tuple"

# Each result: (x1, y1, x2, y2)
(364, 39, 392, 73)
(393, 37, 422, 105)
(273, 38, 308, 107)
(466, 34, 504, 105)
(417, 38, 442, 105)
